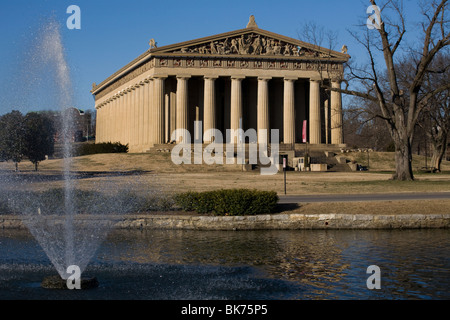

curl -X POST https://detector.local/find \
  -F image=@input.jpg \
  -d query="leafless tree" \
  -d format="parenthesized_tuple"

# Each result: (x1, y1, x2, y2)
(343, 96, 393, 150)
(324, 0, 450, 180)
(418, 53, 450, 171)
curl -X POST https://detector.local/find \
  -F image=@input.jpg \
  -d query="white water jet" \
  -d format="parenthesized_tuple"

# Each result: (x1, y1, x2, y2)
(9, 18, 116, 280)
(1, 17, 168, 284)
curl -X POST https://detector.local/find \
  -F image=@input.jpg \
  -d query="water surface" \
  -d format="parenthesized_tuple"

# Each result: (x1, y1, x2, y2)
(0, 228, 448, 300)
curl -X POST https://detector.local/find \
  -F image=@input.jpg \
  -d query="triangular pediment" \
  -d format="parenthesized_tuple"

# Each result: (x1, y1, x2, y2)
(150, 27, 349, 60)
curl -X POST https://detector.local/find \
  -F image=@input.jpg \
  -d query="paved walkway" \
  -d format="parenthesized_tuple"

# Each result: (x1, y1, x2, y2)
(278, 192, 450, 203)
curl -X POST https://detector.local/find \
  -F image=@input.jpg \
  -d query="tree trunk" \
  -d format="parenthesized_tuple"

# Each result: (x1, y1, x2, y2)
(430, 133, 448, 172)
(34, 162, 39, 172)
(392, 137, 414, 180)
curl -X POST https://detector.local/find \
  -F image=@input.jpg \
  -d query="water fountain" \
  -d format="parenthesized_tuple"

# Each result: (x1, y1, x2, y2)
(1, 18, 154, 290)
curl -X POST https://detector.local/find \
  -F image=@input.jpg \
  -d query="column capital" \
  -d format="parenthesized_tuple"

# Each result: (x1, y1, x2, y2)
(331, 79, 342, 86)
(258, 76, 272, 81)
(152, 74, 168, 80)
(284, 76, 298, 81)
(176, 75, 191, 80)
(204, 75, 219, 80)
(310, 77, 322, 83)
(231, 75, 246, 80)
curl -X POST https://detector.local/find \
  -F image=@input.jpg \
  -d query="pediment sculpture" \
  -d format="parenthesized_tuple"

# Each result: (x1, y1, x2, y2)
(170, 33, 331, 58)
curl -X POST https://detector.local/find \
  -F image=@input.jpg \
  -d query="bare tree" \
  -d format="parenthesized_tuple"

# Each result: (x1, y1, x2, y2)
(419, 53, 450, 171)
(344, 96, 393, 150)
(324, 0, 450, 180)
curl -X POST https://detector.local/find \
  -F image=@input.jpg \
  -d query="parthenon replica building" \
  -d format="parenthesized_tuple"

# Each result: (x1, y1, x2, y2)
(92, 16, 350, 153)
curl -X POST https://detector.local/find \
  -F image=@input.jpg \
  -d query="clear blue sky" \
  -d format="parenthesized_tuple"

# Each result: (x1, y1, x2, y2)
(0, 0, 426, 116)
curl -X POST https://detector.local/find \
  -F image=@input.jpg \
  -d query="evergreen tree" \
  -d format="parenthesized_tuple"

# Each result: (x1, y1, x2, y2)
(0, 111, 25, 171)
(23, 112, 55, 171)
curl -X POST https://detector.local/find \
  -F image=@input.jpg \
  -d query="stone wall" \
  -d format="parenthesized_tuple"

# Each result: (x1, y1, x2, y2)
(1, 213, 449, 231)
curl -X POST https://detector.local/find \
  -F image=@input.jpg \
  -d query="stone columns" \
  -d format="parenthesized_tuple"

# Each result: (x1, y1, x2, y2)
(99, 106, 104, 143)
(230, 76, 245, 143)
(283, 78, 296, 145)
(309, 79, 321, 144)
(324, 99, 329, 144)
(95, 106, 101, 142)
(131, 85, 138, 146)
(147, 78, 154, 146)
(176, 76, 190, 142)
(153, 76, 166, 145)
(203, 76, 217, 143)
(331, 80, 343, 145)
(142, 80, 149, 147)
(257, 77, 271, 145)
(105, 103, 109, 142)
(138, 82, 145, 147)
(126, 87, 132, 145)
(111, 97, 117, 143)
(119, 91, 125, 144)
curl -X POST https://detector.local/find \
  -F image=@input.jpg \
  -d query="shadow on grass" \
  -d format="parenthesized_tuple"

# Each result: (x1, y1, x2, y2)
(272, 203, 300, 214)
(0, 169, 153, 184)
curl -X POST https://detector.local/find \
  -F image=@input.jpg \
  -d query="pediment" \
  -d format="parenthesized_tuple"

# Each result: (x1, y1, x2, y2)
(150, 28, 349, 60)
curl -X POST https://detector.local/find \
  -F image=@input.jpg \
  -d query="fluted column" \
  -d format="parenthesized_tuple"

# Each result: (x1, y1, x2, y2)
(142, 80, 149, 147)
(131, 86, 138, 146)
(95, 106, 101, 142)
(283, 78, 296, 144)
(103, 104, 107, 142)
(119, 91, 125, 144)
(105, 102, 110, 143)
(138, 82, 145, 147)
(97, 105, 103, 143)
(203, 76, 217, 143)
(153, 76, 166, 145)
(324, 99, 329, 144)
(109, 98, 114, 143)
(331, 80, 343, 145)
(125, 87, 133, 146)
(309, 79, 321, 144)
(176, 76, 190, 142)
(257, 77, 271, 145)
(111, 95, 117, 142)
(230, 76, 244, 143)
(147, 78, 154, 145)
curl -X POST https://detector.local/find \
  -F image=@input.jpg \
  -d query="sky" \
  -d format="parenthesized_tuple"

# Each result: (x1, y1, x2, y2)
(0, 0, 427, 116)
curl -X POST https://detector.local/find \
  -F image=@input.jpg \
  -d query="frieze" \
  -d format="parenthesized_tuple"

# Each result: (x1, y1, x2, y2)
(95, 56, 344, 101)
(95, 58, 155, 100)
(153, 57, 339, 72)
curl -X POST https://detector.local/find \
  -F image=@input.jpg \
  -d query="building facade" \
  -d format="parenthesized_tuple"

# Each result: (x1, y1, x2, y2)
(92, 16, 350, 153)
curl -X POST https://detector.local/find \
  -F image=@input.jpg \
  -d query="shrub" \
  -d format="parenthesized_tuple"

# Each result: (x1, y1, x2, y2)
(174, 189, 279, 216)
(75, 142, 128, 156)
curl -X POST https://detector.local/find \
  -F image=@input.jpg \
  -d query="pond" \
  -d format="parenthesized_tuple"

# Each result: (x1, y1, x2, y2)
(0, 228, 448, 300)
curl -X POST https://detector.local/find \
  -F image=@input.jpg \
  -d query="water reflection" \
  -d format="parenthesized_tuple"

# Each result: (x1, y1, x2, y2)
(0, 228, 449, 299)
(98, 228, 450, 299)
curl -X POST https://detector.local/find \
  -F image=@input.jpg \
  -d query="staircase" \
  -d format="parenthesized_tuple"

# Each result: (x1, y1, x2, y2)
(146, 143, 358, 172)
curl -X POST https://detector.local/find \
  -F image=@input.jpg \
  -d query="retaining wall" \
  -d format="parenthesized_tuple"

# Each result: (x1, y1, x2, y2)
(1, 213, 449, 230)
